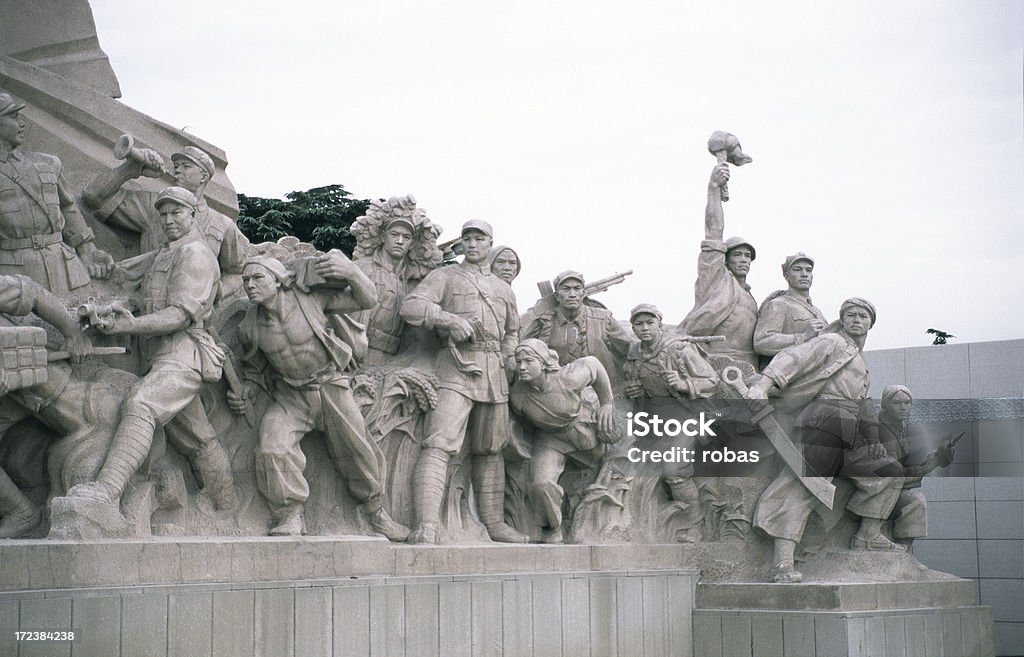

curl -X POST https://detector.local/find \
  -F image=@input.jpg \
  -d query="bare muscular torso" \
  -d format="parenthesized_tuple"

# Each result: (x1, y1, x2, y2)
(254, 294, 332, 380)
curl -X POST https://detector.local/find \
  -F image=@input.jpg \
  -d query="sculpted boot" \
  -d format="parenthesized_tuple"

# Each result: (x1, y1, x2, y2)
(193, 442, 238, 511)
(269, 503, 305, 536)
(362, 497, 410, 542)
(411, 447, 449, 544)
(0, 469, 41, 538)
(473, 453, 527, 543)
(666, 476, 703, 543)
(68, 413, 155, 505)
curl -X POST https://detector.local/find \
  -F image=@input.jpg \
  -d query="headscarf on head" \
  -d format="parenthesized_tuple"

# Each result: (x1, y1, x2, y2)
(514, 338, 561, 371)
(486, 245, 521, 281)
(244, 255, 294, 287)
(881, 384, 912, 406)
(840, 297, 876, 327)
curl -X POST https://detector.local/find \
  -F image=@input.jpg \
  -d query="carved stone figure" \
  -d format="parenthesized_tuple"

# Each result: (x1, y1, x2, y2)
(68, 187, 236, 511)
(350, 195, 443, 364)
(624, 303, 720, 542)
(754, 252, 826, 363)
(876, 385, 956, 551)
(82, 140, 249, 297)
(487, 245, 521, 285)
(399, 219, 527, 544)
(0, 92, 112, 296)
(747, 298, 906, 583)
(678, 163, 758, 369)
(229, 254, 410, 539)
(0, 275, 94, 536)
(509, 339, 616, 543)
(522, 270, 631, 380)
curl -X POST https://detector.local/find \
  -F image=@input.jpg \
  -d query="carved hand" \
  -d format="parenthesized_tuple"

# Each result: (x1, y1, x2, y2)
(226, 385, 255, 416)
(709, 162, 731, 188)
(138, 149, 166, 178)
(597, 403, 615, 437)
(84, 248, 115, 280)
(446, 315, 474, 342)
(63, 330, 93, 365)
(624, 381, 644, 399)
(663, 370, 686, 394)
(314, 250, 357, 281)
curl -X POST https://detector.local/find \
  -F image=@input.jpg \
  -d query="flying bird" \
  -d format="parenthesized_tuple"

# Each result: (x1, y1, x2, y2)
(926, 328, 955, 345)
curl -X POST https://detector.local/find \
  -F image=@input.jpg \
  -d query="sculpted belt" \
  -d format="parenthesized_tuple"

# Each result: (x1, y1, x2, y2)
(367, 326, 401, 353)
(0, 232, 62, 250)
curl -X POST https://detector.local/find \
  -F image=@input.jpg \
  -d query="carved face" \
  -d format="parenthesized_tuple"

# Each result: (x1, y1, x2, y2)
(0, 111, 26, 149)
(157, 201, 196, 241)
(630, 313, 662, 345)
(172, 158, 207, 192)
(383, 225, 413, 260)
(461, 229, 492, 264)
(881, 391, 912, 422)
(491, 249, 520, 284)
(840, 305, 872, 337)
(515, 351, 545, 382)
(555, 279, 584, 311)
(726, 246, 753, 278)
(784, 261, 813, 291)
(242, 263, 282, 305)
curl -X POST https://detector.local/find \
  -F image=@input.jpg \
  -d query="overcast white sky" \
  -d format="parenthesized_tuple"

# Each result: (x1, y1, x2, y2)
(89, 1, 1023, 351)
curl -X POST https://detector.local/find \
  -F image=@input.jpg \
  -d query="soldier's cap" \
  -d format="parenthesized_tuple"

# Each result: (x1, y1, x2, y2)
(882, 384, 912, 405)
(0, 92, 25, 118)
(514, 338, 561, 371)
(840, 297, 876, 327)
(630, 303, 663, 322)
(782, 252, 814, 273)
(171, 146, 216, 179)
(154, 186, 198, 212)
(243, 255, 293, 285)
(384, 215, 415, 231)
(553, 270, 585, 289)
(724, 236, 756, 260)
(461, 219, 493, 239)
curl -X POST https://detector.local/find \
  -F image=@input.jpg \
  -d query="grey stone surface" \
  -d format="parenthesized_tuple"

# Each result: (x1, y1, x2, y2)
(926, 501, 980, 538)
(752, 615, 784, 657)
(404, 582, 439, 657)
(472, 580, 503, 657)
(616, 576, 645, 657)
(122, 593, 167, 657)
(255, 588, 294, 657)
(73, 595, 121, 656)
(979, 579, 1024, 623)
(974, 478, 1024, 501)
(978, 540, 1024, 579)
(904, 614, 927, 657)
(915, 539, 980, 578)
(692, 613, 723, 657)
(992, 622, 1023, 657)
(333, 586, 370, 657)
(168, 592, 211, 657)
(19, 597, 71, 657)
(968, 340, 1024, 398)
(295, 587, 332, 657)
(667, 575, 694, 657)
(502, 579, 534, 657)
(721, 614, 752, 657)
(212, 590, 255, 657)
(783, 616, 816, 657)
(906, 343, 972, 399)
(369, 584, 405, 657)
(439, 581, 472, 657)
(977, 420, 1024, 464)
(589, 577, 617, 657)
(0, 600, 16, 657)
(561, 577, 590, 657)
(884, 615, 908, 657)
(697, 580, 976, 612)
(864, 347, 908, 399)
(977, 501, 1024, 539)
(922, 477, 976, 501)
(532, 576, 562, 657)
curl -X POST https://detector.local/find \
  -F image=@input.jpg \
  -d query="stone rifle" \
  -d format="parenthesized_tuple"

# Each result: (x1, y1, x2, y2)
(535, 269, 633, 299)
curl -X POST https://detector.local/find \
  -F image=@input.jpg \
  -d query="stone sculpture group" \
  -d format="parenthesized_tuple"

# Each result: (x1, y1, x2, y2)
(0, 95, 963, 583)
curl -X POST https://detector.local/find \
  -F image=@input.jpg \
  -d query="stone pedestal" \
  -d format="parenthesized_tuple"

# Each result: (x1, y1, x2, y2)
(694, 580, 994, 657)
(0, 538, 699, 657)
